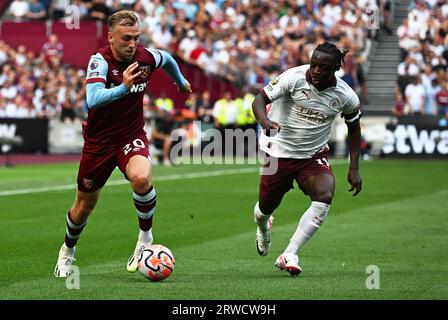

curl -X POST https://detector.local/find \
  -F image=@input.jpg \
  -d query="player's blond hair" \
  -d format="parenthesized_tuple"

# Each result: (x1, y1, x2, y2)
(108, 10, 139, 31)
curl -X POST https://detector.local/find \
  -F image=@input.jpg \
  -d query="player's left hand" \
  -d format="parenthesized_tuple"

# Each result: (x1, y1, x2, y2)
(347, 168, 362, 196)
(177, 80, 192, 93)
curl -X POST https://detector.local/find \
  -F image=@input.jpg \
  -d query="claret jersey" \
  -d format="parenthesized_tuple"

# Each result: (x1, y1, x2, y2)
(83, 45, 164, 152)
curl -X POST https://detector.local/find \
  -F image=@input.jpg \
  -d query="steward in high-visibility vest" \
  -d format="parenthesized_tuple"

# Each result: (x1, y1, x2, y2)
(234, 92, 256, 128)
(213, 92, 238, 129)
(155, 96, 174, 113)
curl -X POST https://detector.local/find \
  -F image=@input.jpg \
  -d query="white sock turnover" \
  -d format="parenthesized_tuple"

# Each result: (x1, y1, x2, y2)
(138, 229, 153, 244)
(254, 202, 272, 233)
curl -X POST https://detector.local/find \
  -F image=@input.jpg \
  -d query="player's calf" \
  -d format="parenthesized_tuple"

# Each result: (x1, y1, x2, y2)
(128, 187, 156, 272)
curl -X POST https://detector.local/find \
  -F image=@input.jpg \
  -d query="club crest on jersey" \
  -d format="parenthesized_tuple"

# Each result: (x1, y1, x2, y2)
(83, 178, 93, 189)
(329, 98, 340, 109)
(139, 65, 151, 79)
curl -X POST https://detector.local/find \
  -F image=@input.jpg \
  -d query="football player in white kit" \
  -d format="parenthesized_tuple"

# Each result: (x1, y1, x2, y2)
(251, 42, 362, 276)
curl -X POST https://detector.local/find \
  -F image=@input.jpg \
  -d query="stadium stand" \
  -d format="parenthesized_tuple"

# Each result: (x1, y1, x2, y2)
(1, 0, 379, 121)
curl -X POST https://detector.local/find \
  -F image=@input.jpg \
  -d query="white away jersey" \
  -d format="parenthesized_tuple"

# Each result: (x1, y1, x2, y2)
(260, 65, 361, 159)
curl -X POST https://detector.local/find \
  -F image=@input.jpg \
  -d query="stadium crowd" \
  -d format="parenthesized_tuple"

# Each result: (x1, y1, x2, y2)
(395, 0, 448, 125)
(1, 0, 380, 124)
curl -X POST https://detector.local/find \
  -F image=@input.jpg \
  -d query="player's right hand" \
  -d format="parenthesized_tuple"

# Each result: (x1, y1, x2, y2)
(123, 62, 141, 90)
(261, 119, 281, 137)
(177, 80, 192, 93)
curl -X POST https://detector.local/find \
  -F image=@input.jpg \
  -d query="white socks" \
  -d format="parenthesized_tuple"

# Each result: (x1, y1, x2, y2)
(254, 202, 272, 233)
(285, 201, 331, 255)
(138, 229, 153, 244)
(61, 243, 75, 255)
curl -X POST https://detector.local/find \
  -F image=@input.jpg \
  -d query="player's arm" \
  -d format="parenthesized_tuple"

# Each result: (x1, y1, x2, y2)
(85, 55, 140, 109)
(252, 73, 293, 136)
(252, 91, 280, 136)
(344, 107, 362, 196)
(147, 48, 192, 93)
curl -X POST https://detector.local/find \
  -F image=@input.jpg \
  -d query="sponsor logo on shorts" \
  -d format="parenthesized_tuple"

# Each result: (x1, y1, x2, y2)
(83, 178, 93, 189)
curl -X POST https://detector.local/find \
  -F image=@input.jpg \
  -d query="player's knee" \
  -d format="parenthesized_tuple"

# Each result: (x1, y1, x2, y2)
(129, 173, 150, 192)
(313, 191, 333, 204)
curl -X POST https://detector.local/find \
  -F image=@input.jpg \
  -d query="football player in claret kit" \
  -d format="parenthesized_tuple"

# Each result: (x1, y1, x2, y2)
(54, 10, 192, 277)
(251, 42, 362, 276)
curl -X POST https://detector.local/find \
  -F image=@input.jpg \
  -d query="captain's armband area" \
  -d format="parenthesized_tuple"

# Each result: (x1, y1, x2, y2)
(342, 107, 362, 124)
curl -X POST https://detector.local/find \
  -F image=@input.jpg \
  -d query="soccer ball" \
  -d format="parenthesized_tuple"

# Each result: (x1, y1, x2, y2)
(137, 244, 175, 281)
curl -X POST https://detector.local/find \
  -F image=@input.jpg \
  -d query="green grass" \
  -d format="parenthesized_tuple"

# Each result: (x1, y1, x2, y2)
(0, 159, 447, 300)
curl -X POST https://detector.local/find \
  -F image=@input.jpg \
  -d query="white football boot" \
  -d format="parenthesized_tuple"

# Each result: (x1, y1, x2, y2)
(275, 252, 302, 276)
(255, 215, 274, 256)
(127, 240, 151, 272)
(54, 244, 76, 278)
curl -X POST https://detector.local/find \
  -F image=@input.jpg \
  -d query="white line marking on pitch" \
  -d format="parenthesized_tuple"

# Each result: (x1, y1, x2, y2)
(0, 168, 257, 196)
(0, 160, 348, 197)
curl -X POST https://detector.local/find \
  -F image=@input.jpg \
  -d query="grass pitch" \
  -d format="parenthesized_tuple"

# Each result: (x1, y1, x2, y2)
(0, 159, 447, 300)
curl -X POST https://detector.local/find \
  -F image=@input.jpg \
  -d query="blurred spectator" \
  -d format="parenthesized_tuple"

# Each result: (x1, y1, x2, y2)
(88, 0, 110, 22)
(393, 89, 406, 117)
(50, 0, 70, 20)
(151, 24, 173, 51)
(184, 92, 200, 114)
(26, 0, 46, 20)
(233, 86, 256, 131)
(60, 93, 77, 123)
(42, 34, 64, 67)
(26, 0, 47, 20)
(143, 93, 157, 120)
(213, 91, 238, 130)
(178, 30, 199, 63)
(172, 0, 198, 21)
(8, 0, 29, 21)
(380, 0, 392, 34)
(150, 108, 176, 166)
(405, 76, 426, 116)
(436, 82, 448, 117)
(397, 55, 419, 99)
(197, 90, 214, 124)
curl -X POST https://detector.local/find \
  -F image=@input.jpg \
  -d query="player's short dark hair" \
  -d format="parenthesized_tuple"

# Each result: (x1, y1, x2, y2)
(108, 10, 139, 30)
(314, 42, 349, 71)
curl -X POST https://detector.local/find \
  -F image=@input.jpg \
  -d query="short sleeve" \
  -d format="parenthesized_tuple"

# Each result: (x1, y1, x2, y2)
(85, 53, 108, 84)
(262, 71, 293, 102)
